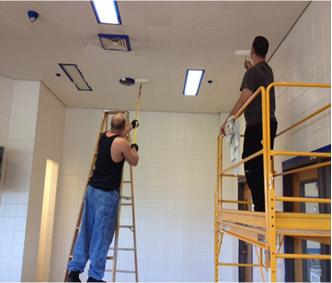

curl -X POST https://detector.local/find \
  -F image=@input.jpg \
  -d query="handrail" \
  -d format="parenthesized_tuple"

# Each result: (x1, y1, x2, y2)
(234, 87, 264, 119)
(271, 150, 331, 158)
(220, 150, 263, 174)
(275, 196, 331, 204)
(274, 161, 331, 177)
(276, 104, 331, 137)
(215, 82, 331, 282)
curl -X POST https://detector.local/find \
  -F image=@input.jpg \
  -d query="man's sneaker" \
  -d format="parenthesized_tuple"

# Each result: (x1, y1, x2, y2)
(87, 277, 105, 282)
(67, 271, 81, 282)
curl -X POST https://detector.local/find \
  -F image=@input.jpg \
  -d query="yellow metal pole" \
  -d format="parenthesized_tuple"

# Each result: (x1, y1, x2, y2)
(234, 87, 262, 119)
(220, 149, 263, 174)
(274, 161, 331, 177)
(133, 83, 142, 144)
(267, 82, 330, 89)
(255, 246, 266, 283)
(271, 150, 331, 158)
(266, 84, 278, 282)
(214, 135, 222, 282)
(276, 103, 331, 137)
(221, 200, 252, 205)
(277, 254, 331, 260)
(219, 263, 260, 267)
(275, 196, 331, 204)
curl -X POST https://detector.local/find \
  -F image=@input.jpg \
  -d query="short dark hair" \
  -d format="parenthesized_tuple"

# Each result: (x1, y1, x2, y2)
(252, 36, 269, 58)
(111, 115, 126, 131)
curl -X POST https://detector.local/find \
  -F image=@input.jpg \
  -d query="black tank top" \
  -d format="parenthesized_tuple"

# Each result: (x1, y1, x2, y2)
(89, 133, 125, 191)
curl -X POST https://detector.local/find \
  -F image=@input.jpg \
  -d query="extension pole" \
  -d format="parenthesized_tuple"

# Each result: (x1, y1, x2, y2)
(133, 83, 142, 144)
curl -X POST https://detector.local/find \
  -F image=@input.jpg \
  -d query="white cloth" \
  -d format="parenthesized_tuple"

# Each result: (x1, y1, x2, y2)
(224, 116, 241, 174)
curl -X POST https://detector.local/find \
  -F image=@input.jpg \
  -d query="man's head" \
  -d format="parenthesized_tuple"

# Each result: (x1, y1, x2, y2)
(111, 113, 126, 135)
(251, 36, 269, 60)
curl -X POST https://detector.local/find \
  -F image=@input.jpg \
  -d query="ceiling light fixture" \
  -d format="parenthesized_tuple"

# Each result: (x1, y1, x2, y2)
(59, 64, 93, 91)
(91, 0, 122, 25)
(183, 69, 205, 96)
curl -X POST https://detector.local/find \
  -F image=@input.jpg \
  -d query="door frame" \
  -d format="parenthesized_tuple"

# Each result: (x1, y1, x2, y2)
(282, 144, 331, 282)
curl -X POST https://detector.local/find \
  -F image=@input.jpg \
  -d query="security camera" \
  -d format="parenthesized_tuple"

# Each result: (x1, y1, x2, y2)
(27, 10, 39, 23)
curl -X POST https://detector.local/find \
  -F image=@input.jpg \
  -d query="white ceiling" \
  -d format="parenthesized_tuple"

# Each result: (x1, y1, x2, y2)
(0, 1, 308, 113)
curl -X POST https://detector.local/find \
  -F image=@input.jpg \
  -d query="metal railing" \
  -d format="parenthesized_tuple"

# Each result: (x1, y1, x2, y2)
(215, 82, 331, 282)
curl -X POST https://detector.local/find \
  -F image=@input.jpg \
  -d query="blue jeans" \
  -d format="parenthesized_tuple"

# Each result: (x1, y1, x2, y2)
(67, 185, 119, 280)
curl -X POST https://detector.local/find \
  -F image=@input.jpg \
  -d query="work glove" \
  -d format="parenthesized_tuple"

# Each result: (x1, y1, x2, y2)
(131, 143, 139, 152)
(131, 120, 139, 128)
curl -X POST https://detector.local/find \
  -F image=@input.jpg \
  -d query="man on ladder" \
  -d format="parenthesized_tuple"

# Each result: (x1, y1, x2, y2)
(67, 113, 139, 282)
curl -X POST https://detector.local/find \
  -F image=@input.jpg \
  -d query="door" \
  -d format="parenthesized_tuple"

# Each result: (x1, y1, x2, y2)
(283, 165, 331, 282)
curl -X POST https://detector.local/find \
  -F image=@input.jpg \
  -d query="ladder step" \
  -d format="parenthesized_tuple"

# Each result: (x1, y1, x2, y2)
(117, 269, 136, 274)
(121, 203, 133, 206)
(105, 269, 135, 274)
(121, 196, 132, 200)
(122, 181, 131, 184)
(119, 225, 134, 229)
(110, 247, 135, 251)
(106, 256, 114, 260)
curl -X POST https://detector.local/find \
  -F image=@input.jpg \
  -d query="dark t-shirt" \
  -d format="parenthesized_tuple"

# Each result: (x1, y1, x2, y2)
(240, 61, 277, 126)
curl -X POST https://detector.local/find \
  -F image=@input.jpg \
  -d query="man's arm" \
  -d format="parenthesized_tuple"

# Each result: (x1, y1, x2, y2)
(220, 88, 253, 135)
(120, 139, 139, 166)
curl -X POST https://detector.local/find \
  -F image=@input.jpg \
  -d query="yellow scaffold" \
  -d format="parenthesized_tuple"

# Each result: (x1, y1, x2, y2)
(214, 82, 331, 282)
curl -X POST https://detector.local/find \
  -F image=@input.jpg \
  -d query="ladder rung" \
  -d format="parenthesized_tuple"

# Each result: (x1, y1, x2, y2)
(121, 203, 133, 206)
(119, 225, 134, 229)
(121, 196, 132, 200)
(110, 247, 135, 251)
(106, 256, 114, 260)
(105, 269, 135, 274)
(122, 181, 131, 184)
(117, 269, 136, 274)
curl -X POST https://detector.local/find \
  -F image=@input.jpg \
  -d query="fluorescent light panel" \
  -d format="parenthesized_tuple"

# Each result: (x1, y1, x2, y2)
(183, 69, 205, 96)
(59, 64, 92, 91)
(92, 0, 121, 25)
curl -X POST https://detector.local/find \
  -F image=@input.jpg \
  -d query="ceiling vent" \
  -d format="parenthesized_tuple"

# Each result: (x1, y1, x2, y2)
(98, 34, 131, 52)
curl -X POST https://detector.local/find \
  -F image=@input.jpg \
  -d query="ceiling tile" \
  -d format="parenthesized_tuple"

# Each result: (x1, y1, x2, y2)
(145, 1, 171, 27)
(0, 0, 310, 113)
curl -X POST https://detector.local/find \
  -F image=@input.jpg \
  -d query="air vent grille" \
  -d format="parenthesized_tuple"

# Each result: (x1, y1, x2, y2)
(98, 34, 131, 51)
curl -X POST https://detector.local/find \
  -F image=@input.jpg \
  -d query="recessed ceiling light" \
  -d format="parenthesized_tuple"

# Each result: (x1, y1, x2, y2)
(91, 0, 122, 25)
(58, 64, 93, 91)
(183, 69, 205, 96)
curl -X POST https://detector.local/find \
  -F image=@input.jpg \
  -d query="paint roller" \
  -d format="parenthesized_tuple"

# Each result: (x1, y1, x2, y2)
(235, 50, 252, 69)
(119, 77, 149, 143)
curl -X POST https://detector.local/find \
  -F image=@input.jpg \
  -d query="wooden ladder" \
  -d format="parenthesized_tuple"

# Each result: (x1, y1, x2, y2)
(64, 110, 139, 282)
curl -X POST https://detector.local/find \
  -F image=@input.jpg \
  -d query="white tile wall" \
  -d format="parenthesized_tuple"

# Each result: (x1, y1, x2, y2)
(50, 109, 222, 282)
(0, 75, 14, 148)
(21, 83, 65, 281)
(0, 79, 40, 281)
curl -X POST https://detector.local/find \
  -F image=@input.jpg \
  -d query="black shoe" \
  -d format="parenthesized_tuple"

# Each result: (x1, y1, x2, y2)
(87, 277, 105, 282)
(67, 271, 81, 282)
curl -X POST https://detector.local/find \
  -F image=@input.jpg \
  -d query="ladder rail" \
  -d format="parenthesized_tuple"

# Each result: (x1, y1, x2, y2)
(112, 111, 139, 282)
(64, 113, 108, 281)
(129, 165, 139, 282)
